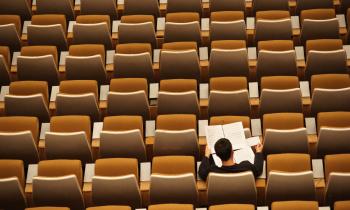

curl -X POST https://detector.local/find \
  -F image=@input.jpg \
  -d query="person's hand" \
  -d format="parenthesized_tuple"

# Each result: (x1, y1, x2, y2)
(255, 143, 263, 153)
(205, 145, 211, 157)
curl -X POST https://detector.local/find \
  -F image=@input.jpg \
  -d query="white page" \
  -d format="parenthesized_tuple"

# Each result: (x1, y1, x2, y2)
(234, 147, 255, 164)
(117, 0, 124, 5)
(112, 20, 120, 33)
(26, 164, 38, 184)
(11, 51, 20, 66)
(92, 122, 103, 139)
(246, 17, 255, 30)
(149, 83, 159, 99)
(343, 45, 350, 60)
(201, 18, 210, 31)
(159, 0, 167, 3)
(140, 162, 151, 181)
(50, 86, 59, 102)
(40, 123, 50, 140)
(32, 0, 37, 5)
(251, 119, 262, 136)
(291, 16, 300, 29)
(258, 161, 266, 179)
(0, 86, 9, 102)
(22, 21, 31, 34)
(106, 50, 115, 65)
(248, 47, 257, 60)
(257, 207, 269, 210)
(157, 17, 166, 31)
(59, 51, 69, 66)
(202, 0, 209, 2)
(199, 47, 209, 61)
(99, 85, 109, 101)
(312, 159, 324, 179)
(75, 0, 81, 5)
(305, 117, 317, 135)
(246, 136, 260, 147)
(248, 82, 259, 98)
(300, 81, 310, 98)
(68, 21, 76, 33)
(84, 163, 95, 183)
(198, 120, 208, 137)
(337, 14, 346, 28)
(205, 125, 225, 150)
(319, 207, 331, 210)
(146, 120, 155, 137)
(295, 46, 305, 61)
(200, 83, 209, 99)
(153, 49, 161, 63)
(222, 122, 247, 150)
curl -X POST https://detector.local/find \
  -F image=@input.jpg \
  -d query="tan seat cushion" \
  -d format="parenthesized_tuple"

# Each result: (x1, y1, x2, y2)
(87, 206, 132, 210)
(59, 80, 99, 100)
(166, 12, 200, 23)
(300, 8, 336, 22)
(76, 15, 111, 30)
(258, 40, 294, 52)
(157, 114, 197, 130)
(21, 45, 58, 66)
(121, 15, 155, 25)
(324, 154, 350, 181)
(210, 77, 247, 91)
(210, 116, 250, 129)
(263, 112, 304, 132)
(26, 207, 70, 210)
(0, 15, 22, 34)
(0, 159, 25, 188)
(211, 40, 246, 49)
(152, 156, 195, 175)
(209, 204, 255, 210)
(95, 158, 139, 180)
(311, 74, 350, 93)
(256, 10, 290, 20)
(162, 41, 198, 51)
(103, 116, 144, 136)
(267, 153, 311, 175)
(160, 79, 197, 92)
(261, 76, 299, 90)
(334, 200, 350, 210)
(306, 39, 343, 53)
(9, 81, 49, 105)
(211, 11, 245, 22)
(50, 115, 91, 142)
(317, 111, 350, 132)
(109, 78, 148, 93)
(0, 116, 39, 142)
(69, 44, 106, 65)
(149, 204, 193, 210)
(271, 201, 318, 210)
(116, 43, 152, 56)
(31, 14, 67, 34)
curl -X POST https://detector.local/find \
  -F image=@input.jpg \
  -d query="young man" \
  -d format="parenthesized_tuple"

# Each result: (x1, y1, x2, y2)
(198, 138, 264, 181)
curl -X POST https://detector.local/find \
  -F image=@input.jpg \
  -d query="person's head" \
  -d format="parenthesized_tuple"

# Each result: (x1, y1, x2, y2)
(214, 138, 233, 161)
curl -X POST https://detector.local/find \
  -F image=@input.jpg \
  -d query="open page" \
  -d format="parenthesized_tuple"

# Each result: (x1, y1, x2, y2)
(205, 125, 225, 151)
(222, 122, 247, 150)
(234, 147, 255, 164)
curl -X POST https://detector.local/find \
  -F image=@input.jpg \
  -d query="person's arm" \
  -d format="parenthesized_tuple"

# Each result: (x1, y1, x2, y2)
(198, 145, 212, 181)
(251, 143, 264, 177)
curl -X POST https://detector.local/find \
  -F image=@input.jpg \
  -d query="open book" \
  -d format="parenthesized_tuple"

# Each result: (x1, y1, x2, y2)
(205, 122, 260, 167)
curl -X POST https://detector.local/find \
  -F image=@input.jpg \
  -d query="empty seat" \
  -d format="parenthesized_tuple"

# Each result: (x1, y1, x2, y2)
(0, 0, 31, 21)
(0, 15, 22, 51)
(210, 11, 245, 22)
(116, 43, 152, 55)
(118, 22, 157, 49)
(56, 80, 101, 122)
(166, 12, 199, 23)
(210, 0, 246, 12)
(317, 127, 350, 156)
(317, 111, 350, 132)
(157, 91, 200, 117)
(80, 0, 118, 20)
(209, 204, 254, 210)
(210, 76, 247, 92)
(164, 22, 201, 44)
(210, 20, 247, 41)
(5, 81, 50, 122)
(261, 76, 299, 90)
(255, 19, 292, 42)
(311, 74, 350, 93)
(334, 200, 350, 210)
(256, 10, 290, 20)
(36, 0, 75, 20)
(149, 204, 193, 210)
(258, 40, 294, 52)
(26, 207, 70, 210)
(152, 155, 195, 175)
(306, 39, 343, 53)
(311, 88, 350, 115)
(300, 8, 336, 22)
(211, 40, 246, 50)
(267, 154, 311, 176)
(301, 18, 339, 44)
(263, 112, 304, 132)
(124, 0, 160, 17)
(271, 201, 319, 210)
(253, 0, 289, 12)
(160, 79, 197, 93)
(296, 0, 333, 14)
(167, 0, 202, 15)
(0, 46, 11, 86)
(86, 207, 131, 210)
(325, 154, 350, 182)
(325, 169, 350, 205)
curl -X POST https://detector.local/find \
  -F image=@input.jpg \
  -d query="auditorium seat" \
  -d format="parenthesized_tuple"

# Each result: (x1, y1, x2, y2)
(207, 171, 257, 205)
(310, 74, 350, 93)
(160, 79, 197, 93)
(253, 0, 289, 13)
(0, 15, 22, 51)
(257, 40, 294, 52)
(209, 204, 255, 210)
(261, 76, 299, 90)
(25, 207, 70, 210)
(210, 76, 247, 92)
(36, 0, 75, 21)
(121, 15, 155, 25)
(210, 20, 247, 42)
(166, 13, 199, 23)
(80, 0, 118, 20)
(271, 201, 318, 210)
(210, 11, 244, 22)
(325, 154, 350, 181)
(92, 158, 141, 208)
(334, 200, 350, 210)
(210, 0, 246, 14)
(164, 22, 202, 45)
(152, 155, 195, 175)
(317, 126, 350, 156)
(124, 0, 160, 17)
(5, 81, 50, 122)
(305, 39, 343, 53)
(300, 18, 340, 44)
(149, 204, 193, 210)
(256, 10, 290, 20)
(300, 8, 336, 22)
(56, 80, 101, 122)
(296, 0, 334, 15)
(86, 206, 132, 210)
(162, 41, 198, 51)
(118, 22, 157, 49)
(0, 0, 31, 21)
(157, 91, 200, 117)
(28, 14, 68, 51)
(255, 19, 292, 43)
(317, 111, 350, 132)
(267, 153, 311, 175)
(116, 43, 152, 55)
(263, 112, 304, 132)
(0, 46, 11, 86)
(0, 159, 26, 210)
(166, 0, 202, 17)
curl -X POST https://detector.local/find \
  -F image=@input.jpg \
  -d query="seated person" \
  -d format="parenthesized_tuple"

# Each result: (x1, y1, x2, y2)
(198, 138, 264, 181)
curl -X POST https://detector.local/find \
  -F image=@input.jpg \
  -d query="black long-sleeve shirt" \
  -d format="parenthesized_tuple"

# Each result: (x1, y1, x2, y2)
(198, 152, 264, 181)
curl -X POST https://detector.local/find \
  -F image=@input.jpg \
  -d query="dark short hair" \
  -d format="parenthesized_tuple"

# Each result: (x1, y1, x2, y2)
(214, 138, 232, 161)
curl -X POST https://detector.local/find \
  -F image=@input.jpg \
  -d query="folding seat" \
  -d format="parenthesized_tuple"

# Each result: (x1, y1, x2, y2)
(0, 0, 32, 21)
(296, 0, 334, 14)
(17, 46, 59, 86)
(26, 208, 70, 210)
(334, 201, 350, 210)
(210, 20, 247, 42)
(99, 116, 147, 161)
(255, 19, 292, 42)
(210, 0, 246, 13)
(36, 0, 75, 21)
(256, 51, 298, 80)
(121, 15, 155, 25)
(116, 43, 153, 55)
(5, 81, 50, 122)
(159, 79, 197, 92)
(305, 50, 347, 80)
(56, 80, 101, 122)
(66, 44, 107, 85)
(324, 154, 350, 205)
(210, 11, 245, 22)
(317, 127, 350, 156)
(124, 0, 160, 17)
(164, 22, 202, 45)
(107, 78, 150, 120)
(310, 88, 350, 116)
(0, 116, 40, 165)
(159, 50, 200, 80)
(0, 15, 22, 52)
(149, 204, 193, 210)
(166, 13, 200, 23)
(45, 115, 93, 163)
(253, 0, 289, 13)
(73, 15, 113, 50)
(257, 40, 294, 52)
(207, 171, 257, 205)
(267, 153, 311, 176)
(300, 18, 339, 44)
(317, 111, 350, 132)
(166, 0, 202, 16)
(300, 8, 336, 22)
(154, 114, 199, 158)
(92, 158, 141, 208)
(209, 48, 249, 78)
(209, 204, 255, 210)
(265, 171, 316, 205)
(211, 40, 246, 49)
(210, 76, 247, 91)
(28, 14, 68, 51)
(32, 160, 84, 209)
(86, 207, 131, 210)
(263, 112, 304, 132)
(157, 91, 200, 117)
(0, 46, 11, 86)
(305, 39, 343, 53)
(150, 156, 198, 205)
(118, 22, 157, 49)
(310, 74, 350, 94)
(80, 0, 118, 20)
(256, 10, 290, 20)
(271, 201, 319, 210)
(261, 76, 299, 91)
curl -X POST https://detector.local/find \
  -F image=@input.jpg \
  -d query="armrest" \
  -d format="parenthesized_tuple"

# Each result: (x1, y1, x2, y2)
(337, 14, 346, 28)
(257, 207, 269, 210)
(149, 83, 159, 99)
(106, 50, 115, 65)
(305, 117, 317, 135)
(248, 82, 259, 98)
(199, 47, 209, 61)
(201, 18, 210, 31)
(59, 51, 69, 66)
(197, 161, 202, 180)
(198, 120, 208, 137)
(112, 20, 121, 33)
(157, 17, 166, 31)
(312, 159, 325, 179)
(39, 123, 50, 140)
(343, 45, 350, 59)
(200, 83, 209, 99)
(140, 162, 151, 182)
(299, 81, 310, 98)
(246, 17, 255, 30)
(92, 122, 103, 139)
(153, 49, 161, 63)
(117, 0, 124, 5)
(257, 161, 266, 179)
(22, 21, 31, 34)
(99, 85, 109, 101)
(295, 46, 305, 61)
(291, 16, 300, 29)
(146, 120, 155, 137)
(11, 51, 20, 66)
(26, 164, 38, 184)
(0, 86, 9, 102)
(68, 21, 76, 33)
(84, 163, 95, 183)
(50, 86, 59, 102)
(248, 47, 257, 60)
(251, 118, 262, 137)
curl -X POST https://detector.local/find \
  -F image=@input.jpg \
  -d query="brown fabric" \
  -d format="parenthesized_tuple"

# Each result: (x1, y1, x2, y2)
(87, 206, 132, 210)
(76, 15, 111, 30)
(166, 12, 200, 23)
(0, 15, 21, 34)
(210, 116, 250, 128)
(334, 200, 350, 210)
(95, 158, 139, 181)
(258, 40, 294, 52)
(210, 11, 244, 22)
(209, 204, 255, 210)
(21, 45, 58, 66)
(300, 8, 336, 22)
(109, 78, 148, 93)
(59, 80, 98, 99)
(311, 74, 350, 93)
(267, 153, 311, 175)
(160, 79, 197, 92)
(317, 111, 350, 132)
(152, 156, 195, 175)
(116, 43, 152, 56)
(162, 41, 198, 51)
(50, 115, 91, 142)
(325, 154, 350, 181)
(69, 44, 106, 65)
(0, 159, 25, 188)
(306, 39, 343, 53)
(0, 116, 39, 142)
(31, 14, 67, 34)
(103, 116, 144, 136)
(256, 10, 290, 20)
(149, 204, 193, 210)
(263, 113, 304, 132)
(211, 40, 246, 49)
(26, 208, 70, 210)
(261, 76, 299, 90)
(210, 77, 247, 91)
(271, 201, 318, 210)
(157, 114, 197, 130)
(9, 81, 49, 105)
(121, 15, 155, 25)
(38, 160, 83, 188)
(0, 46, 10, 67)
